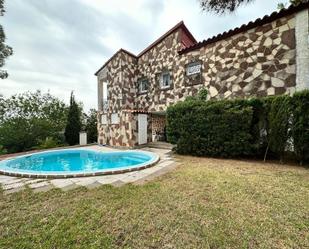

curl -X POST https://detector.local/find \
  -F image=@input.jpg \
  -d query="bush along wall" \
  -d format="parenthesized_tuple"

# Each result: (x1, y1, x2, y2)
(166, 90, 309, 164)
(291, 90, 309, 165)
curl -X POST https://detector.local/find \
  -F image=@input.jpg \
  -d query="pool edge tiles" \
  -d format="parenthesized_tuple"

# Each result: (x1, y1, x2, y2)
(0, 149, 160, 179)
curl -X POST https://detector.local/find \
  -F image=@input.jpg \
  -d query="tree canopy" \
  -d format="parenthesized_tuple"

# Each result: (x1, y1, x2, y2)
(85, 109, 98, 144)
(0, 91, 68, 153)
(0, 0, 13, 79)
(199, 0, 252, 14)
(199, 0, 308, 14)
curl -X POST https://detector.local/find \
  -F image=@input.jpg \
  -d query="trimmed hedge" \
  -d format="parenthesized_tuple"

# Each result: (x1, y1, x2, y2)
(166, 90, 309, 164)
(292, 90, 309, 164)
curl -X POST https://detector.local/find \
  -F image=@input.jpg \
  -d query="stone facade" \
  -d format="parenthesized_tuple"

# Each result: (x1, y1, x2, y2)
(96, 5, 309, 147)
(181, 15, 297, 98)
(97, 50, 138, 147)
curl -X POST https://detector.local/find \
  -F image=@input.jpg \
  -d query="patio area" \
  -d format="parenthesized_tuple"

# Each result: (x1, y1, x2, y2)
(0, 145, 177, 194)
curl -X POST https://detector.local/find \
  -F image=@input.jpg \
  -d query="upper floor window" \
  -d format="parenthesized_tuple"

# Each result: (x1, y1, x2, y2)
(186, 61, 202, 76)
(159, 71, 171, 89)
(138, 78, 149, 93)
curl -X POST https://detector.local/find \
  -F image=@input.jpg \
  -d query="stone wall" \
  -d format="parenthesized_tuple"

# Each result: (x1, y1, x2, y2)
(97, 50, 138, 146)
(97, 111, 139, 147)
(135, 31, 183, 111)
(181, 14, 296, 99)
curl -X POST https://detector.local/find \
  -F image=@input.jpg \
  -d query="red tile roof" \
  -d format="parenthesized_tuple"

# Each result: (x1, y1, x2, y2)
(179, 1, 309, 55)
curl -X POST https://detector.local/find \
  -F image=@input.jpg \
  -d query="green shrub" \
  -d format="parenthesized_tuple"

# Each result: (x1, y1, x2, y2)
(0, 117, 58, 153)
(167, 99, 204, 144)
(0, 145, 7, 155)
(167, 90, 309, 164)
(267, 95, 292, 162)
(167, 99, 253, 157)
(0, 91, 68, 153)
(291, 90, 309, 164)
(197, 87, 208, 101)
(35, 137, 61, 150)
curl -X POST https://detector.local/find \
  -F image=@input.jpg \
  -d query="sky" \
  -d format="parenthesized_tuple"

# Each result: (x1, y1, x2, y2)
(1, 0, 281, 111)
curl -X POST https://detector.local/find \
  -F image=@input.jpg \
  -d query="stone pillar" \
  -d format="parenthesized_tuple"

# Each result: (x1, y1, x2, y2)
(296, 9, 309, 90)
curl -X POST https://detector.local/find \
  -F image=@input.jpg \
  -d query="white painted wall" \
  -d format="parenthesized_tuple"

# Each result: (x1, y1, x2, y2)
(79, 132, 87, 146)
(296, 9, 309, 90)
(138, 114, 148, 145)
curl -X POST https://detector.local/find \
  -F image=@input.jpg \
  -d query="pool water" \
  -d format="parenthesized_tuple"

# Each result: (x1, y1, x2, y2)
(0, 149, 158, 177)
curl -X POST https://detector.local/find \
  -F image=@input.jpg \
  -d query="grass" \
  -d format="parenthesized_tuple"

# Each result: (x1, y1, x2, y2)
(0, 156, 308, 249)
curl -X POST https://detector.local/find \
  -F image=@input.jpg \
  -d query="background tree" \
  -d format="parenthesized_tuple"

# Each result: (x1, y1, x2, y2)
(199, 0, 308, 14)
(278, 0, 307, 10)
(64, 92, 82, 145)
(85, 109, 98, 143)
(0, 0, 13, 79)
(199, 0, 252, 14)
(0, 91, 68, 153)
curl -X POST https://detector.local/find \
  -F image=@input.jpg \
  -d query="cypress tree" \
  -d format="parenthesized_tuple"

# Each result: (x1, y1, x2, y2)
(85, 108, 98, 143)
(64, 92, 81, 145)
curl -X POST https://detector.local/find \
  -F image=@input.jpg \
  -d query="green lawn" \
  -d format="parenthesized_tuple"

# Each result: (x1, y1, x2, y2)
(0, 156, 308, 249)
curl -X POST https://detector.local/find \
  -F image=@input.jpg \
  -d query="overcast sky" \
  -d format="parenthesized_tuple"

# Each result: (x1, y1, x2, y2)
(1, 0, 280, 111)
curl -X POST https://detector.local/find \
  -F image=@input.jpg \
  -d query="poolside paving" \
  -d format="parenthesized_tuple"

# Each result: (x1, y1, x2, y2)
(0, 146, 177, 194)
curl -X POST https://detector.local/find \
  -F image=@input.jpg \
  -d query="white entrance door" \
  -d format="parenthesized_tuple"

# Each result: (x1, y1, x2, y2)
(138, 114, 148, 145)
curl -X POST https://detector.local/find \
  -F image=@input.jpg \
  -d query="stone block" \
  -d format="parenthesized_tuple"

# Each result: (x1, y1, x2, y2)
(271, 77, 285, 87)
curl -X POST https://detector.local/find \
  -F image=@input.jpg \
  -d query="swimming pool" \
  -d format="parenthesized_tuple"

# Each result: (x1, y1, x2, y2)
(0, 149, 159, 178)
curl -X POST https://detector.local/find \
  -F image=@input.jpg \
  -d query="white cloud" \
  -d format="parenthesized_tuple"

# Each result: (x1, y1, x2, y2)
(1, 0, 281, 111)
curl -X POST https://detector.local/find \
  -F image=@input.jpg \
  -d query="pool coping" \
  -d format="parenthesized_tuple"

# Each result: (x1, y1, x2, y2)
(0, 149, 160, 179)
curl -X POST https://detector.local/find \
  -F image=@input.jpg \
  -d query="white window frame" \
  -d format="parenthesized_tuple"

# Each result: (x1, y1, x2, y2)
(159, 71, 171, 89)
(111, 113, 120, 124)
(186, 62, 202, 76)
(138, 78, 148, 93)
(101, 114, 107, 125)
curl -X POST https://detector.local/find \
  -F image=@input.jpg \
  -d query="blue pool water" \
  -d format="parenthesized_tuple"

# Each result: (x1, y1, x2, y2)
(0, 149, 158, 176)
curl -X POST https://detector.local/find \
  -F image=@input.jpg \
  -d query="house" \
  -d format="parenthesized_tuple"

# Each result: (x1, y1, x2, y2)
(95, 2, 309, 147)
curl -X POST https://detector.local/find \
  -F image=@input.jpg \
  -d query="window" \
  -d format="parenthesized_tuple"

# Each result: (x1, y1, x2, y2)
(186, 62, 202, 76)
(101, 114, 107, 125)
(159, 71, 171, 89)
(111, 113, 120, 124)
(138, 78, 148, 93)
